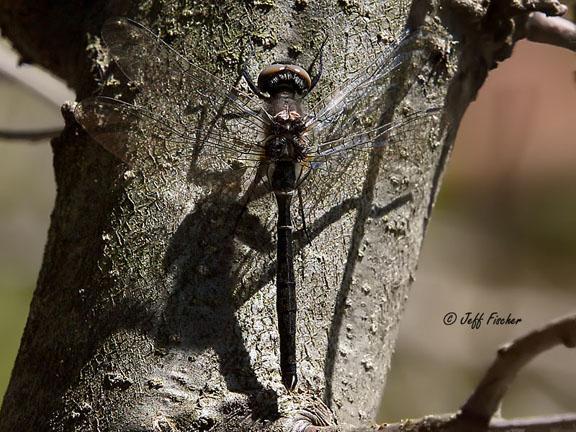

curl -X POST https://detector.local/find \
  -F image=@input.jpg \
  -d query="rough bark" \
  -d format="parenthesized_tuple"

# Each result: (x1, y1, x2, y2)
(0, 0, 567, 431)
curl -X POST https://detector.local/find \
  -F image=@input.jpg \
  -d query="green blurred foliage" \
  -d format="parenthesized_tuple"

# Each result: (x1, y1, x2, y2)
(0, 76, 57, 403)
(0, 282, 33, 405)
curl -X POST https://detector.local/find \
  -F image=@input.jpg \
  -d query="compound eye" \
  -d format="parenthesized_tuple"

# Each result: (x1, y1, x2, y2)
(284, 65, 312, 90)
(258, 64, 284, 91)
(257, 64, 312, 94)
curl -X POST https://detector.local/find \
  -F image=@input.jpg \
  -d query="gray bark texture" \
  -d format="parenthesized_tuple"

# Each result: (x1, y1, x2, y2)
(0, 0, 566, 431)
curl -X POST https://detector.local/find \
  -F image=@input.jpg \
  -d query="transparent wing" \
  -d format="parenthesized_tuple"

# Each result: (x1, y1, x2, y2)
(306, 28, 414, 142)
(101, 17, 264, 132)
(74, 97, 265, 171)
(74, 18, 268, 175)
(297, 108, 439, 234)
(294, 28, 437, 232)
(310, 108, 439, 166)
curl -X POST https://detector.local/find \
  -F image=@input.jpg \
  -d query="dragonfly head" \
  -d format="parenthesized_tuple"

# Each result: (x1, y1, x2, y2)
(258, 64, 312, 96)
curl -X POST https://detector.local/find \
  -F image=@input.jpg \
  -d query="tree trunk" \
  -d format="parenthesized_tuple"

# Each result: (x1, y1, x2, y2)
(0, 0, 561, 431)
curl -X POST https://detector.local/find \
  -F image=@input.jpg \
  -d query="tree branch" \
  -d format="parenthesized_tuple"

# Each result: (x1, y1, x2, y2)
(377, 413, 576, 432)
(0, 44, 74, 106)
(525, 12, 576, 51)
(490, 414, 576, 431)
(364, 315, 576, 432)
(0, 128, 60, 142)
(459, 313, 576, 425)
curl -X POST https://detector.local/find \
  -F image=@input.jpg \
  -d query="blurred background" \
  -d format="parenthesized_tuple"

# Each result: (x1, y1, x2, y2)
(0, 15, 575, 420)
(379, 36, 576, 420)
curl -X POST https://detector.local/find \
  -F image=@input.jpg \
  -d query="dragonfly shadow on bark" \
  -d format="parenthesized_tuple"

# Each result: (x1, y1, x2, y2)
(159, 188, 279, 420)
(228, 196, 360, 310)
(322, 180, 413, 403)
(229, 187, 413, 310)
(322, 85, 424, 406)
(157, 155, 410, 405)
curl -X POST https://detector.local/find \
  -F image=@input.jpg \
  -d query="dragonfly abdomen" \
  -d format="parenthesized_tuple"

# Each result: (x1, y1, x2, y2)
(275, 192, 298, 390)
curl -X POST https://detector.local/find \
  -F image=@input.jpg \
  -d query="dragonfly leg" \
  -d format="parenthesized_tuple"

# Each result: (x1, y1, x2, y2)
(297, 188, 312, 245)
(242, 65, 269, 100)
(239, 38, 268, 99)
(307, 34, 328, 93)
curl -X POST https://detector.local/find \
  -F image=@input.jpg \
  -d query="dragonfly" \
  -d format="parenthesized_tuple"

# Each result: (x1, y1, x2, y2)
(74, 17, 437, 391)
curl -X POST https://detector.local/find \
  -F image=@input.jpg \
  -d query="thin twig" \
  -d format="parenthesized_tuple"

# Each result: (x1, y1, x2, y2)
(525, 12, 576, 51)
(459, 313, 576, 425)
(0, 44, 74, 106)
(491, 413, 576, 431)
(0, 128, 61, 142)
(372, 315, 576, 431)
(378, 412, 576, 432)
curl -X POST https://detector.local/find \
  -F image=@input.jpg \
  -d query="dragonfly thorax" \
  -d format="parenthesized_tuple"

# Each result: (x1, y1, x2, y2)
(264, 109, 308, 192)
(265, 135, 304, 160)
(264, 110, 308, 162)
